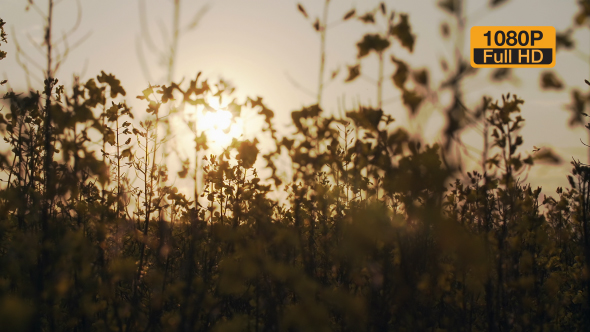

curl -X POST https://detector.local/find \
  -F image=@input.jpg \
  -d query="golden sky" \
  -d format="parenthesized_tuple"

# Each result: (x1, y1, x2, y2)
(1, 0, 589, 193)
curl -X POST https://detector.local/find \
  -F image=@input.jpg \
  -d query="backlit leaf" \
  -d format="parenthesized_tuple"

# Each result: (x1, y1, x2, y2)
(438, 0, 457, 14)
(297, 3, 308, 18)
(345, 64, 360, 82)
(490, 0, 508, 7)
(343, 9, 356, 20)
(389, 14, 415, 52)
(357, 34, 390, 58)
(540, 71, 563, 90)
(556, 29, 574, 51)
(237, 139, 259, 169)
(359, 12, 375, 23)
(402, 89, 423, 115)
(97, 71, 126, 98)
(390, 56, 408, 89)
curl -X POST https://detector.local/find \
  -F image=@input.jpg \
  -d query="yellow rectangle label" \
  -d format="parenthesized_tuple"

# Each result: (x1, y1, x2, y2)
(470, 26, 555, 68)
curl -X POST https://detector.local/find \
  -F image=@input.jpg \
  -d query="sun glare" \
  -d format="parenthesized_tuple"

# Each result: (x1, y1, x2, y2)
(183, 98, 244, 149)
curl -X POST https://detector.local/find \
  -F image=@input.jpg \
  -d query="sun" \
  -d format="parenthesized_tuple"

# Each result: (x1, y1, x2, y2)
(183, 97, 243, 149)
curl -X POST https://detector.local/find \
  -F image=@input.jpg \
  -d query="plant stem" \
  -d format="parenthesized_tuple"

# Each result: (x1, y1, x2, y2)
(317, 0, 330, 107)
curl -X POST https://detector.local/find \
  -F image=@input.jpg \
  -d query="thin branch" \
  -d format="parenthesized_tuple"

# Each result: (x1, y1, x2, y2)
(284, 71, 316, 98)
(11, 28, 42, 89)
(28, 1, 47, 20)
(138, 0, 160, 53)
(359, 73, 377, 84)
(12, 27, 45, 72)
(317, 0, 330, 106)
(52, 0, 83, 46)
(136, 35, 154, 84)
(52, 29, 92, 75)
(157, 19, 171, 52)
(574, 49, 590, 62)
(382, 95, 401, 106)
(168, 0, 181, 82)
(25, 31, 45, 57)
(183, 4, 210, 34)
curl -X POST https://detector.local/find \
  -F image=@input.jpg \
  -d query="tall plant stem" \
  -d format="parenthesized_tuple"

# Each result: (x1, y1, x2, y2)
(168, 0, 180, 83)
(42, 0, 54, 234)
(317, 0, 330, 106)
(377, 52, 384, 109)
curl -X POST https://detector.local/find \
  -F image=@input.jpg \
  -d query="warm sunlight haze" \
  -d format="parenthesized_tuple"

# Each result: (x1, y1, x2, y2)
(3, 0, 590, 331)
(183, 97, 244, 149)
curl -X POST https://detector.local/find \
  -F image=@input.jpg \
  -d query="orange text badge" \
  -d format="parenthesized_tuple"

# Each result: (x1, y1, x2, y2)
(470, 26, 555, 68)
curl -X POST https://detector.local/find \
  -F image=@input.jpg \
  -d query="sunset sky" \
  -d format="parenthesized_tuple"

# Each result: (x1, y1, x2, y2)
(1, 0, 589, 193)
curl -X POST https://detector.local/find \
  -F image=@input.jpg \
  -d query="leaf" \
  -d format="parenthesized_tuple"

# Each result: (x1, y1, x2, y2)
(390, 14, 415, 52)
(258, 106, 274, 127)
(346, 107, 383, 130)
(138, 86, 154, 101)
(84, 78, 105, 107)
(106, 104, 120, 122)
(228, 100, 242, 117)
(491, 68, 511, 82)
(195, 132, 208, 151)
(413, 69, 429, 86)
(357, 34, 390, 58)
(97, 71, 126, 98)
(490, 0, 508, 7)
(330, 67, 340, 79)
(345, 64, 360, 82)
(568, 175, 576, 188)
(556, 29, 574, 51)
(105, 129, 116, 146)
(248, 96, 265, 109)
(313, 18, 320, 31)
(291, 104, 321, 131)
(575, 3, 590, 25)
(576, 11, 587, 25)
(0, 18, 6, 44)
(438, 0, 457, 14)
(237, 139, 259, 169)
(120, 147, 133, 160)
(390, 56, 408, 89)
(380, 3, 386, 15)
(281, 137, 294, 150)
(178, 167, 188, 179)
(343, 9, 356, 20)
(124, 137, 131, 145)
(540, 71, 563, 90)
(359, 12, 375, 23)
(159, 84, 176, 103)
(441, 22, 450, 38)
(441, 59, 448, 71)
(533, 148, 561, 165)
(402, 89, 423, 115)
(567, 90, 587, 126)
(297, 3, 308, 18)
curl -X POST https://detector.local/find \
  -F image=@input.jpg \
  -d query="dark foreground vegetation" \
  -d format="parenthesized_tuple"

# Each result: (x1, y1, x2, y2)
(2, 1, 590, 331)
